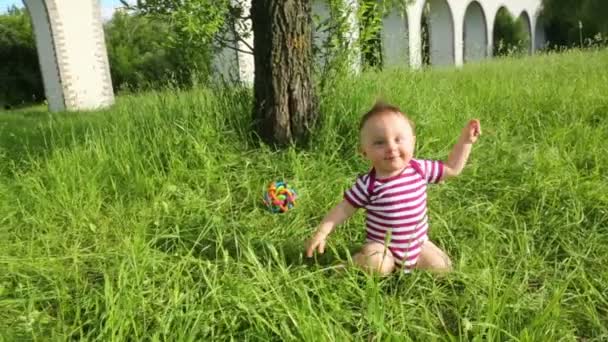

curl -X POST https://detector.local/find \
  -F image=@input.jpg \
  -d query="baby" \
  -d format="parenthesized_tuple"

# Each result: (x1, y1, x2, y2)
(305, 102, 481, 275)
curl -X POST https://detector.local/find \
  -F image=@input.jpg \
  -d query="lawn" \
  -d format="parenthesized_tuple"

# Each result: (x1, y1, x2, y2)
(1, 49, 607, 340)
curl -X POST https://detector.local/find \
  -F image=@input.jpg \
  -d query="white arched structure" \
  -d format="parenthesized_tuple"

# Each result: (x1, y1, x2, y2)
(215, 0, 546, 81)
(463, 1, 488, 62)
(482, 1, 543, 59)
(406, 0, 543, 67)
(26, 0, 545, 103)
(218, 0, 546, 79)
(24, 0, 114, 112)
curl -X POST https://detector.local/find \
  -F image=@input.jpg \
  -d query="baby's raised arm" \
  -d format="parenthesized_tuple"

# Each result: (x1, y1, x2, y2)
(305, 199, 358, 257)
(442, 119, 481, 180)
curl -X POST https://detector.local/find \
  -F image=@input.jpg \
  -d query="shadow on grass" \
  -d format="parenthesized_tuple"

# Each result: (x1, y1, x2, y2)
(150, 230, 347, 270)
(0, 107, 109, 176)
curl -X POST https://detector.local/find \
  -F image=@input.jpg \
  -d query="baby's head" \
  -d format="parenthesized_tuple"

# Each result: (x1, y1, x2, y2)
(359, 102, 416, 177)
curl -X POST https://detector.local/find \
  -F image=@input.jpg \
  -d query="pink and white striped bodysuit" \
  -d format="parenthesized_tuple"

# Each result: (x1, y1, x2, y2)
(344, 158, 444, 272)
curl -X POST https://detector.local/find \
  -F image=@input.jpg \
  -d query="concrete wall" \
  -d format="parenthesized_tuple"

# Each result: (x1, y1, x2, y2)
(24, 0, 114, 112)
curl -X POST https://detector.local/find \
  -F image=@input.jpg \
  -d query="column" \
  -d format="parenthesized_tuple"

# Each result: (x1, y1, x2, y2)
(24, 0, 114, 112)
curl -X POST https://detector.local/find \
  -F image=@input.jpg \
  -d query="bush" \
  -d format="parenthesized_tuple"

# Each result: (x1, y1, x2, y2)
(492, 8, 530, 56)
(0, 7, 43, 107)
(104, 11, 180, 92)
(541, 0, 608, 48)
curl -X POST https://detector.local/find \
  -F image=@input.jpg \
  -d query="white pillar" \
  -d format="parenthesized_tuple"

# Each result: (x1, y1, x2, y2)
(24, 0, 114, 112)
(486, 6, 496, 58)
(530, 15, 537, 53)
(452, 2, 464, 67)
(235, 0, 254, 84)
(344, 0, 361, 73)
(408, 1, 424, 69)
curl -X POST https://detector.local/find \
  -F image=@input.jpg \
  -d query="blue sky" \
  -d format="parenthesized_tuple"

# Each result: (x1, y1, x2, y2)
(0, 0, 129, 20)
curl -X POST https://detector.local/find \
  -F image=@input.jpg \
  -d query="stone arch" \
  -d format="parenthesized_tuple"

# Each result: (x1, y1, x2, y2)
(381, 6, 409, 67)
(423, 0, 455, 66)
(22, 0, 114, 112)
(463, 1, 488, 62)
(518, 10, 532, 54)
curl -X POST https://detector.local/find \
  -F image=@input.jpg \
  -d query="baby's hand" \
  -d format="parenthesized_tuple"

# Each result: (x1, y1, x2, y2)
(305, 232, 327, 257)
(461, 119, 481, 144)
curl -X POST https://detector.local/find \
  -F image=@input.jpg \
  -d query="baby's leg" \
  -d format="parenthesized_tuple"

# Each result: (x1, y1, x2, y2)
(353, 242, 396, 276)
(415, 239, 452, 273)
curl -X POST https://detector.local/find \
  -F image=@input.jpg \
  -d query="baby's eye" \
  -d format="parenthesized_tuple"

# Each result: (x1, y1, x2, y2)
(395, 137, 402, 143)
(373, 141, 384, 146)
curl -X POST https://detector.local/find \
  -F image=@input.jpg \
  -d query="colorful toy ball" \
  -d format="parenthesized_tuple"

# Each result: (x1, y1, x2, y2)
(263, 181, 297, 213)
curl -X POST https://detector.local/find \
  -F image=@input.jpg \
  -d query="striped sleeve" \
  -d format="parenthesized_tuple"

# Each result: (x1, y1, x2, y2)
(421, 159, 445, 184)
(344, 174, 370, 208)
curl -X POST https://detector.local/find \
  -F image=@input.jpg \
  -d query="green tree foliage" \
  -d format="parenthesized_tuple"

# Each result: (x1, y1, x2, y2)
(0, 6, 43, 107)
(119, 0, 245, 84)
(493, 8, 529, 56)
(315, 0, 408, 72)
(358, 0, 383, 68)
(124, 0, 231, 44)
(104, 11, 195, 91)
(541, 0, 608, 47)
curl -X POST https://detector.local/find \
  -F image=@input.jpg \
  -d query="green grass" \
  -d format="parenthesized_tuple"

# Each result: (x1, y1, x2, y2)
(1, 49, 607, 340)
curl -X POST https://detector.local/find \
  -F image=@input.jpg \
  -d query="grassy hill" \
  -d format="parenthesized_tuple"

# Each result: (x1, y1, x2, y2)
(1, 49, 607, 340)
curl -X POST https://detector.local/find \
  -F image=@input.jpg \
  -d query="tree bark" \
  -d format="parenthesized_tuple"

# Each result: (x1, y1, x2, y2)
(251, 0, 317, 146)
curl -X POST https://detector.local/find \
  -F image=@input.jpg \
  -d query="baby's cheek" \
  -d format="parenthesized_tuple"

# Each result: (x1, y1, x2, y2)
(407, 143, 415, 155)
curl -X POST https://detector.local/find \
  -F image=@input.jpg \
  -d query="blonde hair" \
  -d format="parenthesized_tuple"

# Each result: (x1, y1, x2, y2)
(359, 101, 415, 133)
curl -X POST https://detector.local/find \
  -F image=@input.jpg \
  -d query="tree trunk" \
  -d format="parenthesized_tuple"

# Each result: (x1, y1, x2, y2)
(251, 0, 317, 146)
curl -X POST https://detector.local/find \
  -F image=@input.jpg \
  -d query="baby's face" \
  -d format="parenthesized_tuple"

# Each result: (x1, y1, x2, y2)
(360, 112, 415, 178)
